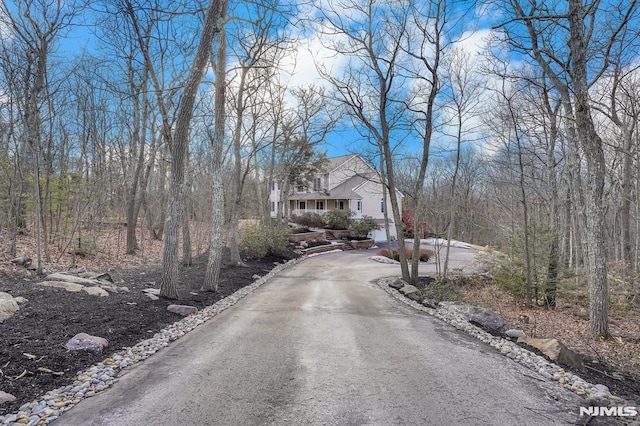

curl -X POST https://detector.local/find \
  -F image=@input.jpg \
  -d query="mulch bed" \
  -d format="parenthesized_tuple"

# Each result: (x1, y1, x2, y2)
(0, 253, 290, 415)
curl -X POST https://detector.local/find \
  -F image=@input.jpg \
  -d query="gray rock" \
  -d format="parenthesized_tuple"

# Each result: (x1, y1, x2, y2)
(65, 333, 109, 353)
(506, 329, 526, 338)
(146, 294, 160, 301)
(0, 292, 20, 322)
(14, 296, 28, 305)
(39, 281, 84, 292)
(82, 286, 109, 297)
(388, 279, 406, 290)
(142, 288, 161, 295)
(517, 337, 584, 371)
(399, 284, 419, 295)
(45, 273, 100, 286)
(10, 256, 32, 267)
(0, 390, 16, 405)
(399, 285, 423, 302)
(167, 304, 198, 316)
(447, 304, 506, 333)
(421, 298, 438, 309)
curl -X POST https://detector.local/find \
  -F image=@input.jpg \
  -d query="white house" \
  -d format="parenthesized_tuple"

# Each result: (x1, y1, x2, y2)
(270, 154, 403, 240)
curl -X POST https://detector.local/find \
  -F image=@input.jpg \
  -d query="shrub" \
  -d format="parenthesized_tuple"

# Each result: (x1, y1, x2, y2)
(291, 226, 311, 234)
(240, 225, 290, 259)
(419, 249, 434, 262)
(74, 236, 99, 257)
(291, 212, 325, 228)
(377, 249, 391, 258)
(323, 209, 353, 230)
(378, 247, 433, 262)
(423, 277, 462, 302)
(348, 215, 380, 240)
(491, 255, 527, 298)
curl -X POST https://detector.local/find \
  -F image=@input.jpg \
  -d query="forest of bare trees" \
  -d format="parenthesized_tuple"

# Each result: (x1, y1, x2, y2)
(1, 0, 639, 337)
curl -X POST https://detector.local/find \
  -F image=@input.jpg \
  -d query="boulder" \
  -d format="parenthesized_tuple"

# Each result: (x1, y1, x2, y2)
(39, 281, 84, 292)
(467, 308, 507, 333)
(445, 303, 507, 333)
(518, 337, 584, 371)
(44, 273, 100, 286)
(82, 286, 109, 297)
(0, 292, 20, 322)
(167, 304, 198, 316)
(388, 279, 407, 290)
(0, 391, 16, 405)
(10, 256, 32, 267)
(399, 285, 423, 302)
(65, 333, 109, 353)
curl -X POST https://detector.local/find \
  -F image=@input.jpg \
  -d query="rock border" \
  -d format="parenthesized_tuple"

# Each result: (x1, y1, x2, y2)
(376, 277, 632, 412)
(0, 257, 307, 426)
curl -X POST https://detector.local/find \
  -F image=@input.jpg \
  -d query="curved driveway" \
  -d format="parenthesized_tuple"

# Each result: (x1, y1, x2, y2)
(58, 249, 581, 425)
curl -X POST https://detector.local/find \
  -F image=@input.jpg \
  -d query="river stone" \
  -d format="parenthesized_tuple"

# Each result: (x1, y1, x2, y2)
(518, 337, 584, 371)
(82, 286, 110, 297)
(0, 292, 20, 322)
(421, 298, 438, 309)
(65, 333, 109, 353)
(167, 305, 198, 316)
(0, 390, 16, 405)
(506, 329, 527, 338)
(39, 281, 84, 292)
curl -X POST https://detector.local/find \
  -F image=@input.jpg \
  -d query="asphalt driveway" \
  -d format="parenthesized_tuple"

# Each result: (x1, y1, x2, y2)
(57, 250, 582, 425)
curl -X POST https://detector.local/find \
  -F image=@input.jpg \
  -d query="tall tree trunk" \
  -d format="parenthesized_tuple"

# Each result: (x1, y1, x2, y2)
(204, 0, 227, 292)
(568, 0, 609, 336)
(159, 0, 221, 298)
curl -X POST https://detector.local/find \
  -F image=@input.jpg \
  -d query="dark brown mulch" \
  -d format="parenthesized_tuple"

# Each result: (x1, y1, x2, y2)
(0, 253, 291, 415)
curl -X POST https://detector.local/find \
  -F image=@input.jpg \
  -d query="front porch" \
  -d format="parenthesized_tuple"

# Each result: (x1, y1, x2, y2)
(290, 198, 362, 219)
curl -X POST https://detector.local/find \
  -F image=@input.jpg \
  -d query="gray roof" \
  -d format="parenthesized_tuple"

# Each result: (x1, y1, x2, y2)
(289, 174, 374, 201)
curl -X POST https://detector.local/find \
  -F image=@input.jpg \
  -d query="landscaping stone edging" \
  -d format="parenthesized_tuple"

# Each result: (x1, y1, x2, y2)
(376, 276, 632, 410)
(0, 257, 308, 426)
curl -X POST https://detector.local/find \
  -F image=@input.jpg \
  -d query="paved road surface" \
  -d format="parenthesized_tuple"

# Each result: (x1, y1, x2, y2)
(58, 249, 582, 425)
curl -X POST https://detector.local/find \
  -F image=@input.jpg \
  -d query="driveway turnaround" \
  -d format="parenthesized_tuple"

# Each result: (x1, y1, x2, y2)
(58, 251, 582, 425)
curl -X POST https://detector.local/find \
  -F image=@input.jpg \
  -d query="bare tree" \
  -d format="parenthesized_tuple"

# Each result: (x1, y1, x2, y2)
(495, 0, 640, 336)
(0, 0, 77, 274)
(203, 0, 227, 292)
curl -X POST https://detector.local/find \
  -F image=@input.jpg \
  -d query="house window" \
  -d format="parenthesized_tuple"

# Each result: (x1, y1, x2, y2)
(299, 201, 306, 210)
(357, 200, 362, 211)
(381, 199, 384, 213)
(297, 184, 304, 192)
(337, 200, 345, 210)
(271, 182, 277, 191)
(271, 201, 275, 212)
(313, 177, 322, 191)
(316, 201, 324, 210)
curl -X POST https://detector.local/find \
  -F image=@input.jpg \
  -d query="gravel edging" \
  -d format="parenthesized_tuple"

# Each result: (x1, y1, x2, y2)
(376, 277, 634, 411)
(0, 257, 306, 426)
